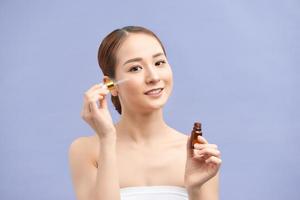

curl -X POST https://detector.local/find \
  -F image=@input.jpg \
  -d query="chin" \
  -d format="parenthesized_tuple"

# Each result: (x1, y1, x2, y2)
(143, 95, 169, 111)
(138, 105, 165, 114)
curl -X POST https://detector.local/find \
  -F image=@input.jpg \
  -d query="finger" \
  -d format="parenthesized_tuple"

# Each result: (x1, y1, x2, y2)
(197, 135, 209, 144)
(85, 86, 109, 99)
(186, 136, 193, 158)
(193, 151, 208, 160)
(205, 156, 222, 165)
(99, 83, 108, 89)
(86, 83, 103, 93)
(85, 84, 108, 100)
(84, 87, 109, 111)
(82, 92, 102, 114)
(81, 95, 92, 115)
(82, 84, 103, 112)
(194, 148, 221, 158)
(91, 92, 108, 111)
(89, 99, 100, 114)
(94, 88, 110, 109)
(193, 143, 218, 150)
(98, 93, 108, 109)
(199, 148, 221, 158)
(90, 92, 107, 102)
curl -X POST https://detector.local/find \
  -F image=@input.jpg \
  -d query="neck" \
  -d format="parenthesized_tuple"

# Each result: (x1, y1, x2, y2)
(115, 109, 171, 145)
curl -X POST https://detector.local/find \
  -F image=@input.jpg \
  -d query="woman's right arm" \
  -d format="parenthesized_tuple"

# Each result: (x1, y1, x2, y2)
(69, 136, 120, 200)
(69, 82, 121, 200)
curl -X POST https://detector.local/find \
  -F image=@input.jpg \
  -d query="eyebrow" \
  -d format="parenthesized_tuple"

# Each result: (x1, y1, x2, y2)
(123, 52, 165, 66)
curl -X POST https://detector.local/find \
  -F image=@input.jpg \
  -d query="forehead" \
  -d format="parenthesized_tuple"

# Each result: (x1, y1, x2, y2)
(116, 33, 164, 64)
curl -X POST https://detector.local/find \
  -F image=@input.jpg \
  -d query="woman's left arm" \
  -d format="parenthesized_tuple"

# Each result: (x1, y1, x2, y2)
(186, 172, 219, 200)
(199, 171, 219, 200)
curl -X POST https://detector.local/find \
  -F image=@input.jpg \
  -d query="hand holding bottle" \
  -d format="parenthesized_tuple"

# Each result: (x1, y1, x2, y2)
(185, 122, 222, 190)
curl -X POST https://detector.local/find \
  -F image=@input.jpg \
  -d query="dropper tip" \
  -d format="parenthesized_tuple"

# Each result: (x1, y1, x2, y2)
(115, 78, 130, 85)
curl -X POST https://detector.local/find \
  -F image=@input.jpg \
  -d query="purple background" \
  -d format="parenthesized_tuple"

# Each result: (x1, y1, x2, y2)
(0, 0, 299, 199)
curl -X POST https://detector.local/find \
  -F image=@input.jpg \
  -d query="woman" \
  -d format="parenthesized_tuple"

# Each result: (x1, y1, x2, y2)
(69, 26, 222, 200)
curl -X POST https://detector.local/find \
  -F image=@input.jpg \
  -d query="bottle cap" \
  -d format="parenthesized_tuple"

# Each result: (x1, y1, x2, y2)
(191, 121, 203, 147)
(103, 77, 115, 91)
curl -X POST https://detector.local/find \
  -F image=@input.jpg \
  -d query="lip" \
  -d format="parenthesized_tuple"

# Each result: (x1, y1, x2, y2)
(144, 87, 164, 94)
(144, 88, 164, 97)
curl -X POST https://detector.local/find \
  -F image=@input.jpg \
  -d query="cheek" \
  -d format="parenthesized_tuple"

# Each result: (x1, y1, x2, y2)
(163, 67, 173, 95)
(119, 80, 141, 97)
(162, 67, 173, 84)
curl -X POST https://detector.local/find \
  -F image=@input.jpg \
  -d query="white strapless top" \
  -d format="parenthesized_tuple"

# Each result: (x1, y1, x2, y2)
(120, 185, 188, 200)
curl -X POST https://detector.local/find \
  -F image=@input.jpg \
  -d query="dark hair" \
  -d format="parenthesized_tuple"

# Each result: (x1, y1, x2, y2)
(97, 26, 167, 114)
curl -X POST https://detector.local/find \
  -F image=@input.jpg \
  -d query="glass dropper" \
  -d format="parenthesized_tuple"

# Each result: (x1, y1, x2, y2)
(100, 77, 129, 91)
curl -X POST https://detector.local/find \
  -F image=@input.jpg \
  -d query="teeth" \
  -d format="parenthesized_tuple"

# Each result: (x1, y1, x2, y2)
(146, 89, 162, 95)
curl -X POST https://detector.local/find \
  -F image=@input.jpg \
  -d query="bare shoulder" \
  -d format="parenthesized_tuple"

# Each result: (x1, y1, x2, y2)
(168, 127, 189, 148)
(171, 127, 189, 140)
(69, 136, 96, 152)
(68, 135, 99, 166)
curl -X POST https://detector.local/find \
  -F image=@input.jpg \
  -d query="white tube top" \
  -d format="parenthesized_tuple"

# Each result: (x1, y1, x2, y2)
(120, 185, 188, 200)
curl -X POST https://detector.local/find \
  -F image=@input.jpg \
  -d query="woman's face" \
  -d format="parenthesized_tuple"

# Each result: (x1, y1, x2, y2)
(114, 33, 173, 114)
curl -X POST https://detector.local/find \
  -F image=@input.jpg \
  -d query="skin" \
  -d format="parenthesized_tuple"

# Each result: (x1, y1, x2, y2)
(71, 33, 221, 199)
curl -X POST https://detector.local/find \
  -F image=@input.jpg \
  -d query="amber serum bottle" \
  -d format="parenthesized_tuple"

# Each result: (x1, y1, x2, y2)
(190, 122, 202, 148)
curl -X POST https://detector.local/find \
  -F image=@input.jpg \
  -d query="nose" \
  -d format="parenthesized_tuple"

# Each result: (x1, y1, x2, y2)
(145, 66, 160, 84)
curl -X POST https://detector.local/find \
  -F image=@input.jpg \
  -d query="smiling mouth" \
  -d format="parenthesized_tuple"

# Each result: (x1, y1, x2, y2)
(144, 88, 164, 95)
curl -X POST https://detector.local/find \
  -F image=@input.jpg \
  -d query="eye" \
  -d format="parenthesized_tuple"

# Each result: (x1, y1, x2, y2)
(129, 65, 142, 72)
(155, 60, 166, 67)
